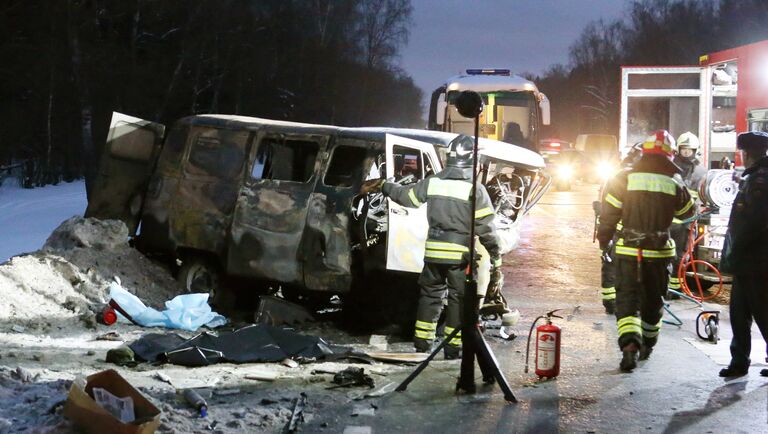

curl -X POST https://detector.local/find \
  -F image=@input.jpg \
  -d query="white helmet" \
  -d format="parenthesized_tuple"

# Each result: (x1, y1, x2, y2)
(676, 132, 700, 151)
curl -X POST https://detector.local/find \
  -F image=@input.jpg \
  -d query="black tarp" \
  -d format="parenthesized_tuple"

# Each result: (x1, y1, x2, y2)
(128, 324, 338, 367)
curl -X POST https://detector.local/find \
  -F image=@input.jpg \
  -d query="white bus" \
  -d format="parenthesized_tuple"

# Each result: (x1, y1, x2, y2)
(427, 69, 551, 151)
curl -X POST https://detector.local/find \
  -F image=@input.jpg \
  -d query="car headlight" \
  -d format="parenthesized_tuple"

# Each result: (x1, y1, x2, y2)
(597, 161, 615, 180)
(557, 164, 573, 179)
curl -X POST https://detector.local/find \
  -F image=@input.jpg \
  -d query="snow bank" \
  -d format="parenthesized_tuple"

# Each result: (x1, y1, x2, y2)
(0, 216, 180, 331)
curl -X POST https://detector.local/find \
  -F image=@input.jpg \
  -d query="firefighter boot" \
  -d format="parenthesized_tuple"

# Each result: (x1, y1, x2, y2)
(639, 337, 656, 361)
(620, 343, 639, 372)
(639, 344, 654, 361)
(414, 338, 431, 353)
(602, 299, 616, 315)
(444, 345, 462, 360)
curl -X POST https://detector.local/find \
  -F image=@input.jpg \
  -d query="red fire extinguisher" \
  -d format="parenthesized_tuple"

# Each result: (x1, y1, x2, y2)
(525, 309, 563, 378)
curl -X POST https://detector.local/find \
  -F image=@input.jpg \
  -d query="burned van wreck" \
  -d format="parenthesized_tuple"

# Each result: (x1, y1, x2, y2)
(85, 113, 548, 303)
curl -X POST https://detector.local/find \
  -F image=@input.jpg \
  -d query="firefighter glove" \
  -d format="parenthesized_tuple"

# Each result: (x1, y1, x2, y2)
(360, 178, 385, 195)
(490, 256, 503, 284)
(600, 240, 614, 264)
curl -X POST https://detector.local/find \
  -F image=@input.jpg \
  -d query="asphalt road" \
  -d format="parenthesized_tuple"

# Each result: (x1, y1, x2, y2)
(340, 181, 768, 434)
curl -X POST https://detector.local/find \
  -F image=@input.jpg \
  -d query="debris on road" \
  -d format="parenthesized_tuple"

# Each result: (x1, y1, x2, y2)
(282, 358, 300, 368)
(153, 372, 172, 386)
(13, 366, 36, 383)
(254, 296, 316, 326)
(329, 367, 375, 389)
(351, 403, 377, 417)
(95, 331, 123, 341)
(63, 369, 161, 433)
(286, 392, 307, 433)
(183, 388, 208, 418)
(365, 352, 428, 364)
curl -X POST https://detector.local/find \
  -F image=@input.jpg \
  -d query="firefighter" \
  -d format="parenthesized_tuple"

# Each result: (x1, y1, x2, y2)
(597, 130, 695, 372)
(596, 143, 643, 314)
(667, 132, 707, 298)
(718, 131, 768, 378)
(360, 135, 502, 359)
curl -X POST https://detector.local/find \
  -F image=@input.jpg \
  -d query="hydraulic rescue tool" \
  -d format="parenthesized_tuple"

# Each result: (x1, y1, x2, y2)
(525, 309, 563, 379)
(696, 311, 720, 343)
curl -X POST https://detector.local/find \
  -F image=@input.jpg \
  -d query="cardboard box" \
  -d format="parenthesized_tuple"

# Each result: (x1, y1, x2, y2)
(64, 369, 161, 434)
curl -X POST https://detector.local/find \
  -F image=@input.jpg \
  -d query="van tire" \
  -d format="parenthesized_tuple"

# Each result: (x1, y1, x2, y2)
(177, 256, 224, 305)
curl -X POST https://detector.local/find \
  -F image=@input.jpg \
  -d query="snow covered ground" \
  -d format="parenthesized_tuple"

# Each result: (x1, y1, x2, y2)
(0, 179, 87, 262)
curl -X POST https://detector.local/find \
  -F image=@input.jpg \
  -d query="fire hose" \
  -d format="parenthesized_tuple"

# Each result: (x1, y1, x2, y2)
(676, 209, 724, 302)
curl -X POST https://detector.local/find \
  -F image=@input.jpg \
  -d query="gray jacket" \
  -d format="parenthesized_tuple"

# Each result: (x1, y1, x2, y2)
(382, 166, 501, 265)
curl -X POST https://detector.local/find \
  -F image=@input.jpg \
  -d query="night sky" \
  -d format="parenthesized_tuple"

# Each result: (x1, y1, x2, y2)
(401, 0, 628, 112)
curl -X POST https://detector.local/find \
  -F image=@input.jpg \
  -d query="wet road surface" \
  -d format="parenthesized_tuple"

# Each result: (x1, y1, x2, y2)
(318, 182, 768, 434)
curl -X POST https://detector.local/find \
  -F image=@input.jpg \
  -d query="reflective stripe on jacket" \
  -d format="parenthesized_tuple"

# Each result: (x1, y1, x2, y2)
(382, 167, 501, 265)
(597, 155, 694, 260)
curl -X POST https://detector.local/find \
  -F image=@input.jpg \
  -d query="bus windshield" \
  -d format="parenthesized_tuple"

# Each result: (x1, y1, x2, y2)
(446, 90, 537, 150)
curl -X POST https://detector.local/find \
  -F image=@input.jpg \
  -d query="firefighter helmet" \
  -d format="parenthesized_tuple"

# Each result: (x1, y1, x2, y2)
(677, 132, 700, 151)
(642, 130, 676, 158)
(623, 142, 643, 166)
(447, 135, 474, 168)
(736, 131, 768, 151)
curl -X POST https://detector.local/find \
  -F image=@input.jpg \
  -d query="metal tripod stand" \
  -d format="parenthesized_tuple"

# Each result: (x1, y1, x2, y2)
(395, 90, 517, 403)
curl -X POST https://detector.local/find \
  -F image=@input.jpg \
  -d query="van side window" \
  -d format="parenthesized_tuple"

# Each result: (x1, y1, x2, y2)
(392, 145, 423, 181)
(324, 145, 368, 187)
(187, 130, 247, 180)
(252, 138, 319, 182)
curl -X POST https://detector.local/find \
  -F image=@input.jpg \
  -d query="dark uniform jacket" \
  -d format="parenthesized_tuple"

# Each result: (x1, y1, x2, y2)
(721, 156, 768, 275)
(598, 155, 695, 260)
(382, 166, 501, 265)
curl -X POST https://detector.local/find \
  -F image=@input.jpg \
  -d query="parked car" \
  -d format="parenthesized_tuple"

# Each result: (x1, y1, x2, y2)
(538, 138, 573, 157)
(86, 113, 550, 304)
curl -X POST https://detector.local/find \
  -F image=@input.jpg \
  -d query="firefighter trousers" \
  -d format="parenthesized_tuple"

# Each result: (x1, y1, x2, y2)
(669, 223, 690, 291)
(728, 272, 768, 369)
(600, 249, 616, 303)
(615, 258, 667, 350)
(413, 262, 466, 348)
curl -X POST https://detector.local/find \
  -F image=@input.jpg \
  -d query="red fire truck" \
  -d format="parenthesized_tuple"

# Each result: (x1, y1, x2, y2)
(619, 39, 768, 292)
(620, 39, 768, 167)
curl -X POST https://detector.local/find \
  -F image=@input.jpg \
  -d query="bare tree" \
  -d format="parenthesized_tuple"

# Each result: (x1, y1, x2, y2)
(356, 0, 412, 69)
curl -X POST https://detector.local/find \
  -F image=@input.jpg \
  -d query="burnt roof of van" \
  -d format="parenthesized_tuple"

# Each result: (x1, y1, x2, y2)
(180, 115, 544, 168)
(182, 114, 340, 134)
(182, 115, 458, 146)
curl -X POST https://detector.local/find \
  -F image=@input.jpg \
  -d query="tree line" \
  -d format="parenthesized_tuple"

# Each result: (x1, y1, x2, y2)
(534, 0, 768, 142)
(0, 0, 421, 190)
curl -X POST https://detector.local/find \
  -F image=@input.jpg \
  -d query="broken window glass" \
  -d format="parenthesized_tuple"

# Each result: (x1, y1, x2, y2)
(324, 145, 368, 187)
(392, 145, 423, 181)
(187, 129, 247, 180)
(252, 138, 319, 182)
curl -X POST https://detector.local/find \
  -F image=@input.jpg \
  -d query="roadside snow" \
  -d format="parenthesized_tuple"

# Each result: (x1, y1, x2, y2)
(0, 179, 87, 262)
(0, 216, 180, 333)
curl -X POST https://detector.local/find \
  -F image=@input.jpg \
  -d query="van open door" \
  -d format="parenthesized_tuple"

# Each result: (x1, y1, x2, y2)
(85, 112, 165, 235)
(384, 134, 441, 273)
